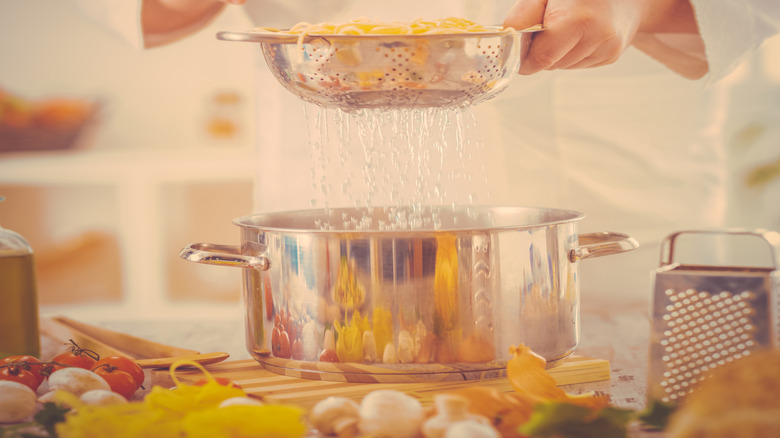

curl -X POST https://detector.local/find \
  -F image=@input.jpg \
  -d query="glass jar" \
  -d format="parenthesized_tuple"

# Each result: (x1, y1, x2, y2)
(0, 223, 40, 359)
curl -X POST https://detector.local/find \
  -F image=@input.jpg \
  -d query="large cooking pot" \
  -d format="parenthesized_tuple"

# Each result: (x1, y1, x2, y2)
(180, 206, 637, 382)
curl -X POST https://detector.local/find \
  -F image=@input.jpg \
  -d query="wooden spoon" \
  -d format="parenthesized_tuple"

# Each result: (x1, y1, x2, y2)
(136, 352, 230, 369)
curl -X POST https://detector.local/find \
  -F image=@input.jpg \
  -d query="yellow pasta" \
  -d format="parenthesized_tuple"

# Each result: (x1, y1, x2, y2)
(252, 17, 511, 37)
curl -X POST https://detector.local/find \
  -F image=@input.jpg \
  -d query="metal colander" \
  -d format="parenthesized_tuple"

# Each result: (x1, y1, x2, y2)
(647, 229, 780, 403)
(217, 28, 538, 110)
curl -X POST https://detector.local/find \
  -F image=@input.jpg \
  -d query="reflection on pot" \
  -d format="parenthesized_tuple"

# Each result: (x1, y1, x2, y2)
(180, 206, 638, 382)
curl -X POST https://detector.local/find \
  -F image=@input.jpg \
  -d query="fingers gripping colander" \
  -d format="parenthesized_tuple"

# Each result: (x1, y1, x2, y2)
(647, 229, 780, 403)
(217, 28, 538, 110)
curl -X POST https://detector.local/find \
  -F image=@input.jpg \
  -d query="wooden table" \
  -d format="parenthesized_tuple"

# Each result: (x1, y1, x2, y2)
(41, 299, 662, 436)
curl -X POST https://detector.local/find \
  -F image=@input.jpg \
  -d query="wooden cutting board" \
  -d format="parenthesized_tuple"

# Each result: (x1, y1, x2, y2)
(151, 355, 610, 409)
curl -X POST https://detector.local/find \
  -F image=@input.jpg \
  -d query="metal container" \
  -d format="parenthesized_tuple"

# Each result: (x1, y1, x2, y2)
(648, 229, 780, 403)
(181, 206, 637, 382)
(216, 28, 539, 110)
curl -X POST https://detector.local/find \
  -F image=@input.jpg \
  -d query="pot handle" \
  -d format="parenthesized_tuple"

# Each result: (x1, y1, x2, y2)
(569, 232, 639, 262)
(179, 243, 270, 270)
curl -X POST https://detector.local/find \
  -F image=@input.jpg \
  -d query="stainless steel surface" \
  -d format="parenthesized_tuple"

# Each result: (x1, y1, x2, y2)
(179, 243, 269, 269)
(570, 231, 640, 262)
(647, 229, 780, 403)
(180, 206, 638, 379)
(217, 28, 539, 110)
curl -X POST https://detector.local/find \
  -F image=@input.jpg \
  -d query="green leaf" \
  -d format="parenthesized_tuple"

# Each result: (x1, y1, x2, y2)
(637, 400, 678, 430)
(518, 401, 634, 438)
(33, 403, 70, 437)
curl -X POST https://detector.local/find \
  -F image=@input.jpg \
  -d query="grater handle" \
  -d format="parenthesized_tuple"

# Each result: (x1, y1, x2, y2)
(659, 228, 780, 268)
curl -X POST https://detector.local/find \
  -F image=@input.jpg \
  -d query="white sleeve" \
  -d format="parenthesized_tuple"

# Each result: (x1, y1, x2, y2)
(69, 0, 144, 49)
(691, 0, 780, 83)
(633, 0, 780, 83)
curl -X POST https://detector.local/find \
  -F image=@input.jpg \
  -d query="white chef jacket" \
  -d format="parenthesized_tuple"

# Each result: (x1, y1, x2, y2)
(71, 0, 780, 306)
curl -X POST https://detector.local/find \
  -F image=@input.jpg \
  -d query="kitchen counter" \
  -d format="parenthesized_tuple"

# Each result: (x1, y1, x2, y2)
(40, 299, 662, 437)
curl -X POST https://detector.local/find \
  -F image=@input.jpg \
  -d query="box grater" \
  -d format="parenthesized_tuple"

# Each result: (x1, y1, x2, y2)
(647, 229, 780, 403)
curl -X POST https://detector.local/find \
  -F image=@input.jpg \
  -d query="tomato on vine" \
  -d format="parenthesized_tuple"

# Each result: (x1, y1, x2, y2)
(93, 356, 144, 389)
(1, 355, 45, 386)
(50, 339, 100, 372)
(0, 363, 40, 391)
(92, 364, 137, 400)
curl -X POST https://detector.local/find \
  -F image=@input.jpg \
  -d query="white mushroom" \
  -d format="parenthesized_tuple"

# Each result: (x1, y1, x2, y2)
(423, 394, 491, 438)
(0, 380, 38, 423)
(48, 367, 110, 397)
(382, 343, 398, 364)
(323, 328, 337, 353)
(397, 330, 415, 364)
(445, 420, 500, 438)
(414, 320, 427, 355)
(358, 390, 423, 438)
(362, 331, 377, 363)
(309, 396, 360, 438)
(219, 396, 264, 408)
(302, 319, 320, 361)
(80, 389, 128, 406)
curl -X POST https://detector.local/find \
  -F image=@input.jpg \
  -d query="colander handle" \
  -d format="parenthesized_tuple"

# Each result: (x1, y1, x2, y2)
(659, 229, 780, 269)
(179, 243, 270, 270)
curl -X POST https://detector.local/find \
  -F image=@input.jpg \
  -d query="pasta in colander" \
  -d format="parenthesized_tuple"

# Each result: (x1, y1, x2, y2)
(253, 17, 509, 36)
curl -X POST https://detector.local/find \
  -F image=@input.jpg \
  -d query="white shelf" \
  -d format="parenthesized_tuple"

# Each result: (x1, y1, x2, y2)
(0, 147, 258, 185)
(0, 147, 257, 314)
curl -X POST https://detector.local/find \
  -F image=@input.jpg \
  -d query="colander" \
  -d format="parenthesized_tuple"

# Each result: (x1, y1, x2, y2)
(216, 27, 539, 110)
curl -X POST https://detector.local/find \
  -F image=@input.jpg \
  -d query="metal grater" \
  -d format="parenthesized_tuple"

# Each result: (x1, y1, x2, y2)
(647, 229, 780, 403)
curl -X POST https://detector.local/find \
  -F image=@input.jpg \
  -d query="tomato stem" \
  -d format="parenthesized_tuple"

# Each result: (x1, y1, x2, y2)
(64, 338, 101, 361)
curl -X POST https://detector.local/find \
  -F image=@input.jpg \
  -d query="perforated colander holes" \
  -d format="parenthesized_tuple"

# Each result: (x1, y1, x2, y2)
(477, 44, 503, 76)
(657, 288, 758, 401)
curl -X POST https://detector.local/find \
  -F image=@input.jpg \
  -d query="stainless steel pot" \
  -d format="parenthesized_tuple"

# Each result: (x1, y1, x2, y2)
(180, 206, 637, 382)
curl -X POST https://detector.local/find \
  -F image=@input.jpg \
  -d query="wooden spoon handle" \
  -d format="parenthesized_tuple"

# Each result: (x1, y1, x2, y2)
(136, 352, 231, 369)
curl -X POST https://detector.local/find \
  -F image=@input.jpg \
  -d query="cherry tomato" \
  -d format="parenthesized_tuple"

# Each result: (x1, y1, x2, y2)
(93, 356, 144, 389)
(319, 349, 339, 363)
(194, 377, 242, 390)
(286, 320, 298, 344)
(275, 330, 291, 359)
(0, 364, 40, 391)
(92, 365, 137, 400)
(51, 340, 100, 372)
(1, 355, 45, 386)
(271, 326, 281, 353)
(52, 351, 98, 371)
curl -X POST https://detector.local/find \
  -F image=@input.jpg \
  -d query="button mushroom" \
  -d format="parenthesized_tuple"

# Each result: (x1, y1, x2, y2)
(358, 390, 424, 438)
(423, 394, 491, 438)
(309, 396, 361, 438)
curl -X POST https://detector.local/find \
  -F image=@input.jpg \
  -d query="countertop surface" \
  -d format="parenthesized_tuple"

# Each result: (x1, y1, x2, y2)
(40, 299, 663, 437)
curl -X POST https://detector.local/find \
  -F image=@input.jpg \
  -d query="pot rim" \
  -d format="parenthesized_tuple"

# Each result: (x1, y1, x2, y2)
(232, 205, 585, 234)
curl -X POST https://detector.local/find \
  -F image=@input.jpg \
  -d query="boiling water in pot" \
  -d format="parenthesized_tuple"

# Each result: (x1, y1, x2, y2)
(303, 105, 491, 231)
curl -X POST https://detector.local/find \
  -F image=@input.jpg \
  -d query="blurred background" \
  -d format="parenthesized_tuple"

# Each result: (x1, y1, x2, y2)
(1, 0, 779, 320)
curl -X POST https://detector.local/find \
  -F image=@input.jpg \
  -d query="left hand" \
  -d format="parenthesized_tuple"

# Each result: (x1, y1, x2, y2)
(503, 0, 697, 74)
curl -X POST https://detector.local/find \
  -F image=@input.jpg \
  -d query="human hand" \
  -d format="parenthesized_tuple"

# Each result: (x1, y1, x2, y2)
(503, 0, 696, 74)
